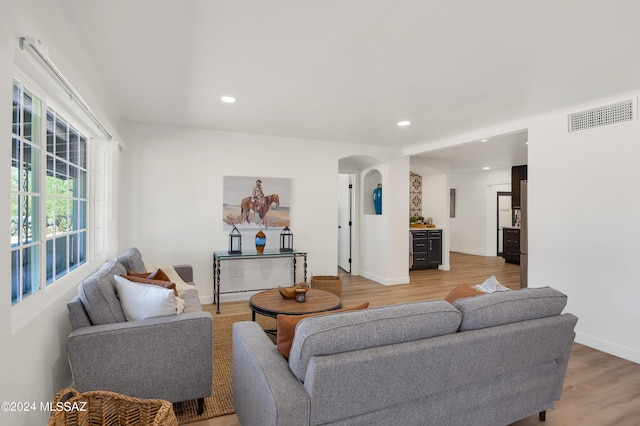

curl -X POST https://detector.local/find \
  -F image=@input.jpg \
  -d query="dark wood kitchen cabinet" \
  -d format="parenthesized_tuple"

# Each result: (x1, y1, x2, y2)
(411, 229, 442, 270)
(511, 165, 528, 209)
(503, 227, 520, 264)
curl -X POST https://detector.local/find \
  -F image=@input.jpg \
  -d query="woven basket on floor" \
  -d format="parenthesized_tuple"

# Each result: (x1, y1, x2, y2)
(310, 274, 342, 297)
(48, 388, 178, 426)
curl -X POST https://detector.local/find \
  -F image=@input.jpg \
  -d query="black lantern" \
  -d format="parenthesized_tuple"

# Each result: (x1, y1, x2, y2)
(228, 225, 242, 254)
(280, 226, 293, 252)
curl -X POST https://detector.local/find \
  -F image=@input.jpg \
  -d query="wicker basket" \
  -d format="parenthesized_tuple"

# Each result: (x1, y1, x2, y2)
(48, 388, 178, 426)
(310, 275, 342, 297)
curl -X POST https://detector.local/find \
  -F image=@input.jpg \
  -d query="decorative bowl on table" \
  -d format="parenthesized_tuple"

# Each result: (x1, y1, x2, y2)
(277, 282, 309, 299)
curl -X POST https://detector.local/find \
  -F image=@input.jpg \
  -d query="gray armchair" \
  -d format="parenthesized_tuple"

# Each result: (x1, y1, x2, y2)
(66, 249, 212, 414)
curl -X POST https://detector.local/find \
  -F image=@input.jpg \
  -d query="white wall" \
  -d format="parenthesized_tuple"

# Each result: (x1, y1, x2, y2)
(359, 158, 411, 284)
(119, 123, 408, 301)
(360, 165, 388, 282)
(449, 169, 511, 256)
(528, 94, 640, 363)
(0, 3, 121, 425)
(421, 94, 640, 364)
(386, 157, 411, 282)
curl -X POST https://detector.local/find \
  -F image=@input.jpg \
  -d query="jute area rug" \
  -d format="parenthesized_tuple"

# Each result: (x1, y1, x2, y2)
(173, 307, 276, 424)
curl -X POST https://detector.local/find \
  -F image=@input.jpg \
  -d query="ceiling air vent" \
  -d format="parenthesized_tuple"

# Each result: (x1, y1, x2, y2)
(568, 99, 634, 132)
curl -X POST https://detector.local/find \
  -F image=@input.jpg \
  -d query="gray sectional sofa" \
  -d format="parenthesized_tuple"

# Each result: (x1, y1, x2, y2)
(66, 247, 212, 413)
(232, 287, 577, 426)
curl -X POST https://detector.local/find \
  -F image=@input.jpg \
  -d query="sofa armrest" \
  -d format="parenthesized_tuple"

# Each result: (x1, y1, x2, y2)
(232, 321, 310, 426)
(173, 264, 193, 283)
(67, 311, 212, 403)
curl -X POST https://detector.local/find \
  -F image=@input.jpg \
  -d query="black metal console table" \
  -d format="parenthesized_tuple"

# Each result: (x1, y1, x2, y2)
(212, 249, 308, 314)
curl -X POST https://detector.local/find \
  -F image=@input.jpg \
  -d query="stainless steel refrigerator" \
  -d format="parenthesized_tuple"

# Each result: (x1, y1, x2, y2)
(520, 180, 528, 288)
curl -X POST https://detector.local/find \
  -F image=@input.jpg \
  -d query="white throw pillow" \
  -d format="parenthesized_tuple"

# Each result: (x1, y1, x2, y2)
(474, 275, 510, 293)
(114, 275, 178, 321)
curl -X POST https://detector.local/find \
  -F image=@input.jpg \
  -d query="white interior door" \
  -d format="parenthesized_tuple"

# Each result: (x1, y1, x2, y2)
(338, 174, 353, 272)
(497, 192, 512, 255)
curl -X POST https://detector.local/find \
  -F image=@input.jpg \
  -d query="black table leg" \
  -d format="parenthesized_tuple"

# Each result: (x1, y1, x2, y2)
(215, 257, 221, 314)
(303, 254, 308, 282)
(293, 257, 297, 284)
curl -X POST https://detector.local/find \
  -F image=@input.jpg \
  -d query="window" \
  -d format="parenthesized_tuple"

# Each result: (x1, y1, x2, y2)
(11, 80, 42, 304)
(11, 79, 88, 305)
(45, 110, 88, 283)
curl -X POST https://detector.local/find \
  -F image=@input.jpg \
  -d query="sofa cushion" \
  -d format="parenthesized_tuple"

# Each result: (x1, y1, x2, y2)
(77, 261, 127, 325)
(181, 288, 203, 313)
(288, 300, 461, 381)
(67, 295, 92, 330)
(114, 275, 178, 321)
(454, 286, 568, 331)
(276, 302, 370, 359)
(116, 247, 145, 274)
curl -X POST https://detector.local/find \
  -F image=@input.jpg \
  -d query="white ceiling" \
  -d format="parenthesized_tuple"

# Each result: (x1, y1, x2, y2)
(417, 129, 528, 173)
(60, 0, 640, 170)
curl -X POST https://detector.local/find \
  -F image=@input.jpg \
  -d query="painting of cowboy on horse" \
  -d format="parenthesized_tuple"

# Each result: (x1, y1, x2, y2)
(222, 176, 290, 229)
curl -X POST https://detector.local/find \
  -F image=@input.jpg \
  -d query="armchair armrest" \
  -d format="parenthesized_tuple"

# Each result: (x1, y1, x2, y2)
(67, 311, 212, 403)
(232, 321, 310, 426)
(173, 264, 193, 283)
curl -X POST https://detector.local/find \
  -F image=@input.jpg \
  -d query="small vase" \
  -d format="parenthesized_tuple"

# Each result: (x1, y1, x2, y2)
(255, 230, 266, 254)
(373, 184, 382, 215)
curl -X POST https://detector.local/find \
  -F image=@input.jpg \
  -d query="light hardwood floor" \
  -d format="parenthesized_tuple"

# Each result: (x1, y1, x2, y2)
(190, 253, 640, 426)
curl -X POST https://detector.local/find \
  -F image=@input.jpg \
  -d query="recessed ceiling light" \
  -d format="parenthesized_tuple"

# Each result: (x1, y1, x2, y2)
(481, 138, 488, 142)
(397, 120, 411, 127)
(483, 166, 491, 170)
(220, 96, 237, 103)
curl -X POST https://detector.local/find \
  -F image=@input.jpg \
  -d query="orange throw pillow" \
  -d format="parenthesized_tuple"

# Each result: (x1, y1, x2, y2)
(122, 275, 179, 297)
(444, 284, 484, 304)
(276, 302, 369, 359)
(148, 268, 171, 282)
(126, 270, 150, 279)
(127, 268, 172, 282)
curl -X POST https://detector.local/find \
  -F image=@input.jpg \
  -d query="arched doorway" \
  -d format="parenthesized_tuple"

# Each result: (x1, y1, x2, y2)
(338, 155, 385, 276)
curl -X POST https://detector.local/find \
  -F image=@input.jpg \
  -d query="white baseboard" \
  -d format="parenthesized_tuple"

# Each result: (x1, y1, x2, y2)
(220, 292, 258, 303)
(359, 271, 409, 285)
(450, 248, 493, 257)
(575, 332, 640, 364)
(199, 295, 214, 305)
(199, 291, 257, 306)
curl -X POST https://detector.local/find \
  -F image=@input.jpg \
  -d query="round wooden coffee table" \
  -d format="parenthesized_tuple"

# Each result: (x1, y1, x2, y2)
(249, 288, 342, 321)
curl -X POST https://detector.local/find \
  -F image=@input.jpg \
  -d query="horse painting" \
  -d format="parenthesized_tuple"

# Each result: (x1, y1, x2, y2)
(240, 193, 280, 226)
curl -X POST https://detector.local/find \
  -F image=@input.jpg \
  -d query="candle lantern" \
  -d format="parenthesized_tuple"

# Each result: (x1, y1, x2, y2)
(228, 225, 242, 254)
(280, 226, 293, 252)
